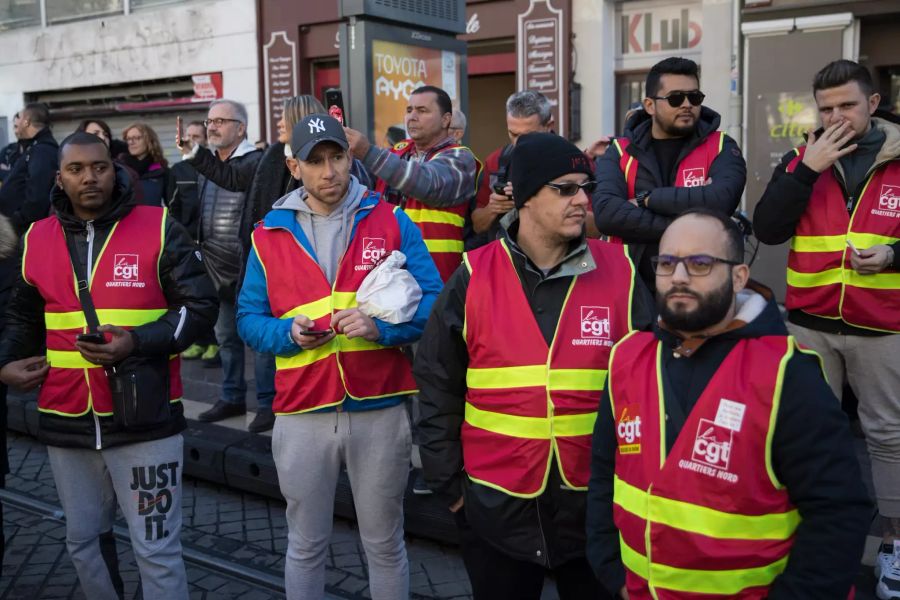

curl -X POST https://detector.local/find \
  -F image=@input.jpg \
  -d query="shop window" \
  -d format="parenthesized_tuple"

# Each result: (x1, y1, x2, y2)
(131, 0, 184, 10)
(0, 0, 40, 31)
(615, 71, 646, 135)
(46, 0, 123, 25)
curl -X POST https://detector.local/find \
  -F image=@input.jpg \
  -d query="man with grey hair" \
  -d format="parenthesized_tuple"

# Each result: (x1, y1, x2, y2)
(470, 90, 554, 244)
(449, 109, 467, 143)
(180, 99, 268, 427)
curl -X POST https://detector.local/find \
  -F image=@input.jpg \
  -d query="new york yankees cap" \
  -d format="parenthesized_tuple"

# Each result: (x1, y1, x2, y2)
(290, 113, 349, 160)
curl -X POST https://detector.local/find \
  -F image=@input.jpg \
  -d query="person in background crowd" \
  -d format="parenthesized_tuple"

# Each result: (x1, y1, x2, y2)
(753, 59, 900, 600)
(449, 109, 467, 143)
(0, 112, 22, 185)
(593, 56, 746, 293)
(470, 90, 554, 245)
(587, 209, 871, 600)
(345, 85, 480, 282)
(0, 103, 58, 234)
(177, 99, 271, 431)
(415, 132, 653, 600)
(168, 120, 206, 238)
(0, 131, 217, 599)
(76, 119, 145, 205)
(254, 140, 269, 151)
(120, 122, 172, 207)
(383, 124, 406, 149)
(237, 114, 442, 600)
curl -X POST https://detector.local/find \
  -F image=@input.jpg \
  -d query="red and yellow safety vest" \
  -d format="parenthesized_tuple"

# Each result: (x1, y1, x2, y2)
(251, 197, 417, 415)
(609, 331, 802, 599)
(461, 238, 636, 497)
(608, 132, 726, 244)
(23, 206, 182, 417)
(785, 147, 900, 332)
(374, 139, 482, 282)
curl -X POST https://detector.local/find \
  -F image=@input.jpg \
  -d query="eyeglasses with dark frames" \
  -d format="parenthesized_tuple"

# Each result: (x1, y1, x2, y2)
(650, 91, 706, 108)
(543, 180, 597, 197)
(203, 118, 242, 128)
(651, 254, 740, 277)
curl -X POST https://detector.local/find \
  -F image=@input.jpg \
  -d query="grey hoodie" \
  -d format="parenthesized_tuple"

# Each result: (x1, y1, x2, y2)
(272, 175, 367, 284)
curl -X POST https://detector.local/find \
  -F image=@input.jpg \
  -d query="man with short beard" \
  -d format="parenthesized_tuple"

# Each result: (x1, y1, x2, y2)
(593, 57, 746, 293)
(586, 209, 871, 600)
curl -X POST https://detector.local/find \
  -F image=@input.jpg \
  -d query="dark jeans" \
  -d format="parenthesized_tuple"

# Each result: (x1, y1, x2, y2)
(214, 296, 275, 410)
(455, 511, 611, 600)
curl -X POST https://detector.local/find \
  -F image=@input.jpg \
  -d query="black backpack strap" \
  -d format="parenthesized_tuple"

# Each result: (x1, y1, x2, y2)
(63, 229, 101, 333)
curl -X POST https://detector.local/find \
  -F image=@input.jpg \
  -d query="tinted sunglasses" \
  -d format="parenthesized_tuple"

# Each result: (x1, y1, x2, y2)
(544, 180, 597, 196)
(651, 91, 706, 108)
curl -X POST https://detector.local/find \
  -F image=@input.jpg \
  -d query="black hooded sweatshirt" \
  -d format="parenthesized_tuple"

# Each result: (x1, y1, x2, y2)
(585, 290, 872, 598)
(0, 165, 218, 449)
(592, 106, 747, 292)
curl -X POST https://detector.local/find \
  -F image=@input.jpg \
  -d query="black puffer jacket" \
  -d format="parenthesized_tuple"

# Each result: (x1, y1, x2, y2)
(592, 107, 746, 291)
(191, 141, 262, 300)
(0, 165, 219, 449)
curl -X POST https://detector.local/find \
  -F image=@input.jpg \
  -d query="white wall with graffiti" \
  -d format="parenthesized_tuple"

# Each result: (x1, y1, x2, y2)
(0, 0, 260, 141)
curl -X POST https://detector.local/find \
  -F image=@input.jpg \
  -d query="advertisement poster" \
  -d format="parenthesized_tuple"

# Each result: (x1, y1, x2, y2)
(371, 39, 461, 144)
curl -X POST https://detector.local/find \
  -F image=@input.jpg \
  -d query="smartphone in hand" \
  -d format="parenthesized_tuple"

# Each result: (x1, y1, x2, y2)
(325, 89, 346, 125)
(302, 329, 334, 337)
(76, 332, 107, 344)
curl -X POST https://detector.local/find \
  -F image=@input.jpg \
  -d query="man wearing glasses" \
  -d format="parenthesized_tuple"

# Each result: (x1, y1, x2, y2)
(180, 99, 268, 427)
(415, 132, 653, 599)
(593, 57, 746, 293)
(586, 209, 871, 600)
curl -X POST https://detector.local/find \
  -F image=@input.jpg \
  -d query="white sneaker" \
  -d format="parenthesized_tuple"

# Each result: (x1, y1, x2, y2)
(876, 546, 900, 600)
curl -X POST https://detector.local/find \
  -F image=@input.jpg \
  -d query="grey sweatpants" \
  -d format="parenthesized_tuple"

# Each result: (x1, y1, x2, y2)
(272, 403, 411, 600)
(47, 434, 188, 600)
(788, 323, 900, 517)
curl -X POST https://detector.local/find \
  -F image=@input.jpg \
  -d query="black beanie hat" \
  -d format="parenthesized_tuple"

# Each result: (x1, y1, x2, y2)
(509, 132, 594, 209)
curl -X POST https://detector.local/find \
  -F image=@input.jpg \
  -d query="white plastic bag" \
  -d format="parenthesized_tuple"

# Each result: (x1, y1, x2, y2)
(356, 251, 422, 324)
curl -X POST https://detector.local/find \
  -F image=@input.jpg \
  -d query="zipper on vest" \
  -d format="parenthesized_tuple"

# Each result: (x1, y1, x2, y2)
(534, 497, 550, 567)
(85, 221, 103, 450)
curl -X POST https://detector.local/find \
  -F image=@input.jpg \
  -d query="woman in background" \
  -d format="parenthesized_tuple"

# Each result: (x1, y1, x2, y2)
(121, 122, 172, 206)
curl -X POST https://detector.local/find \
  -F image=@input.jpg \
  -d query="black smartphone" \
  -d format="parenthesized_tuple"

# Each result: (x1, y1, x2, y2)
(76, 332, 106, 344)
(325, 88, 346, 125)
(302, 329, 333, 337)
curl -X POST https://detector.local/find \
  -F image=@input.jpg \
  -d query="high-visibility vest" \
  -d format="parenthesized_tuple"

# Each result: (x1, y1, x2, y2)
(785, 146, 900, 332)
(461, 238, 636, 497)
(23, 206, 182, 417)
(608, 132, 726, 244)
(251, 197, 417, 415)
(374, 139, 483, 282)
(609, 331, 803, 599)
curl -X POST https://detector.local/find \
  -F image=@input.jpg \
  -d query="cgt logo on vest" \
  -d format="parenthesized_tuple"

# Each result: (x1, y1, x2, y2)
(107, 254, 146, 288)
(873, 184, 900, 218)
(678, 418, 739, 483)
(356, 237, 387, 272)
(616, 405, 641, 454)
(682, 168, 706, 188)
(574, 306, 613, 347)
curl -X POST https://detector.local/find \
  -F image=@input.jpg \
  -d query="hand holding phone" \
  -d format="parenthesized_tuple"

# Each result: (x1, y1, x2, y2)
(302, 329, 333, 337)
(76, 332, 107, 344)
(325, 89, 346, 125)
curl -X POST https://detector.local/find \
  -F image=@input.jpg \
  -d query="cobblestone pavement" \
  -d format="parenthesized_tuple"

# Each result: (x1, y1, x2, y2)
(0, 432, 493, 600)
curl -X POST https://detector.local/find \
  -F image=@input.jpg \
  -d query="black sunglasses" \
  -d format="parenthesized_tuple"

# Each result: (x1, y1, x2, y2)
(544, 180, 597, 197)
(651, 91, 706, 108)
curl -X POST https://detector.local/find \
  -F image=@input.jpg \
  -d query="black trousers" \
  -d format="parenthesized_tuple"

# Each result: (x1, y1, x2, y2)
(456, 511, 613, 600)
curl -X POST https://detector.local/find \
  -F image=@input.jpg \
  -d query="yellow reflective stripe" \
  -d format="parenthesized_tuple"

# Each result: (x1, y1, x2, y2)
(786, 267, 841, 288)
(275, 343, 336, 369)
(279, 292, 359, 320)
(45, 308, 167, 330)
(549, 368, 607, 391)
(613, 138, 626, 157)
(615, 476, 799, 539)
(552, 412, 597, 437)
(339, 336, 383, 352)
(280, 297, 333, 320)
(404, 208, 465, 227)
(846, 270, 900, 290)
(467, 365, 545, 389)
(46, 350, 101, 369)
(424, 239, 464, 254)
(847, 232, 900, 248)
(622, 538, 788, 594)
(465, 401, 550, 438)
(790, 235, 844, 253)
(467, 366, 607, 391)
(464, 402, 595, 439)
